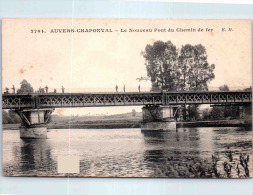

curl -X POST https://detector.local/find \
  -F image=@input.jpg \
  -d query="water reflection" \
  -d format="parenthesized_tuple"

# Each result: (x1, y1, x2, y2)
(141, 129, 202, 177)
(19, 139, 56, 174)
(141, 129, 200, 151)
(141, 131, 170, 145)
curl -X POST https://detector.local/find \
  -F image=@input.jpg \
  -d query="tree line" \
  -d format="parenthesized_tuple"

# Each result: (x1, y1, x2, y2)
(2, 110, 21, 124)
(141, 41, 215, 92)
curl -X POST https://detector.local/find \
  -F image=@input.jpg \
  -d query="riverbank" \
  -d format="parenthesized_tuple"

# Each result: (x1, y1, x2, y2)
(177, 119, 252, 128)
(2, 119, 252, 130)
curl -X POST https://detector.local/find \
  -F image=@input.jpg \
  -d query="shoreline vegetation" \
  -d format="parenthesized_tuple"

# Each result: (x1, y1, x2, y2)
(3, 109, 252, 130)
(152, 152, 251, 178)
(3, 119, 252, 130)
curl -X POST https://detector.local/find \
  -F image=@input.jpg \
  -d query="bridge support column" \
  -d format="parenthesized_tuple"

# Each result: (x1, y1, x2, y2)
(141, 105, 178, 131)
(15, 109, 54, 139)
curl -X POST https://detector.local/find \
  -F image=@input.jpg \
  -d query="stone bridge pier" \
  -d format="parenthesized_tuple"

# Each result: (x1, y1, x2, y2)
(15, 109, 54, 139)
(141, 105, 178, 131)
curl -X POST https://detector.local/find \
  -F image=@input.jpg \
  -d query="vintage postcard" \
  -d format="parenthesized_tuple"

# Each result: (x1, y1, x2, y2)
(2, 19, 252, 178)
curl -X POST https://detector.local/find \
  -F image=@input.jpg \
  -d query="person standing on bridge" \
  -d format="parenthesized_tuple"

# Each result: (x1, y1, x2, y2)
(45, 85, 48, 93)
(61, 86, 65, 93)
(115, 85, 118, 92)
(138, 85, 140, 92)
(123, 85, 126, 92)
(12, 85, 15, 94)
(39, 86, 42, 93)
(5, 87, 9, 94)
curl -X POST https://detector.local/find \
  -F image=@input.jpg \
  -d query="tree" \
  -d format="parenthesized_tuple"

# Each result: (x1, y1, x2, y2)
(17, 80, 34, 94)
(178, 44, 215, 120)
(2, 110, 21, 124)
(201, 108, 211, 120)
(2, 110, 11, 124)
(179, 44, 215, 91)
(219, 85, 229, 91)
(8, 110, 21, 123)
(142, 41, 215, 92)
(187, 104, 200, 121)
(243, 86, 252, 92)
(209, 107, 224, 120)
(178, 44, 195, 91)
(141, 41, 179, 91)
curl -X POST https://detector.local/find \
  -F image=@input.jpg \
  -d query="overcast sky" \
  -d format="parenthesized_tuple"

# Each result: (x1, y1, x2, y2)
(2, 19, 252, 115)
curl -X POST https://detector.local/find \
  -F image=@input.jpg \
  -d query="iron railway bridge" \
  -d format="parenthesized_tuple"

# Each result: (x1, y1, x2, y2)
(2, 91, 252, 110)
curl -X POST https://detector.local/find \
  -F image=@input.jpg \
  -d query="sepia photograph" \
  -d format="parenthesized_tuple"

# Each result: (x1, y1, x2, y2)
(2, 18, 252, 178)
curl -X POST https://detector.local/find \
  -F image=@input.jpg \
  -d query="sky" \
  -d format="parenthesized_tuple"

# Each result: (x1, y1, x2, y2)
(2, 19, 252, 115)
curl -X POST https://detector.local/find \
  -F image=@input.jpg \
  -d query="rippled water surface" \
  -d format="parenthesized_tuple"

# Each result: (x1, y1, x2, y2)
(2, 127, 253, 177)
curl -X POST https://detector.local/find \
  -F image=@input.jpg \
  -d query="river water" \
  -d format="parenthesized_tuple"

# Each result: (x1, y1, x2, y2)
(2, 127, 253, 178)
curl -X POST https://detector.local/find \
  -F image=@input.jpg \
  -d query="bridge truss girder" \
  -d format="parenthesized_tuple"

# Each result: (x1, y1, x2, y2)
(2, 91, 252, 109)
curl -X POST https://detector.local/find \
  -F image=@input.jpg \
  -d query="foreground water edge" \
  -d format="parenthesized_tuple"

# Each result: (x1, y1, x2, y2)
(2, 127, 253, 178)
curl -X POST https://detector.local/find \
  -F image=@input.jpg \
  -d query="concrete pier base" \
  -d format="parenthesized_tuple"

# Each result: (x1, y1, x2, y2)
(141, 121, 176, 131)
(20, 126, 47, 139)
(141, 105, 178, 131)
(15, 108, 54, 139)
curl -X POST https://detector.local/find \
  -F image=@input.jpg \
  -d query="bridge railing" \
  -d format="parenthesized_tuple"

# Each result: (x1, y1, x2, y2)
(44, 86, 252, 93)
(3, 86, 250, 94)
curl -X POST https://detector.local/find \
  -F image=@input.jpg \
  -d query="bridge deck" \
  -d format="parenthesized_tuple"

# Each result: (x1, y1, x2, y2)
(2, 91, 252, 109)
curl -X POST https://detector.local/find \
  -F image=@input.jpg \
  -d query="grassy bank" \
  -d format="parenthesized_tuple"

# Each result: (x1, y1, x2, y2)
(151, 151, 252, 178)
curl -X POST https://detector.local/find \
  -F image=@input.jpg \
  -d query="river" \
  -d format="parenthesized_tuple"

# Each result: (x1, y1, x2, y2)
(2, 127, 252, 178)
